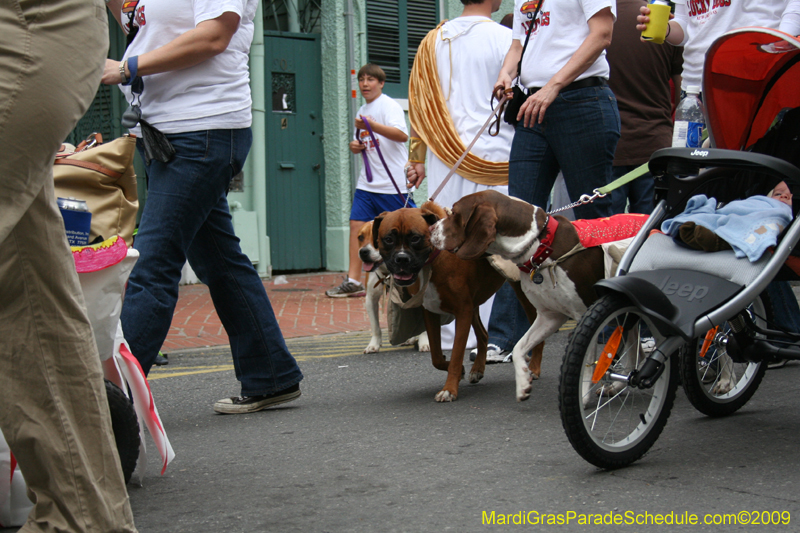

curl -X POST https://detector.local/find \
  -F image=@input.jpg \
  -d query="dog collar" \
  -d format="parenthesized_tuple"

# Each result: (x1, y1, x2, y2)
(518, 215, 558, 273)
(424, 248, 441, 266)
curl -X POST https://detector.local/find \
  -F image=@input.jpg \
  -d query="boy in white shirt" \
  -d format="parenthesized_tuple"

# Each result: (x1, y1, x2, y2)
(326, 64, 413, 297)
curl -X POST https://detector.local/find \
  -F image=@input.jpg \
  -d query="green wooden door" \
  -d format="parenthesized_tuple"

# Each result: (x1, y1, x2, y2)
(264, 32, 325, 271)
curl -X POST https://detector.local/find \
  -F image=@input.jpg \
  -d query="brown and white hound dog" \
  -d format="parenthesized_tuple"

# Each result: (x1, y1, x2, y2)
(372, 201, 540, 402)
(430, 190, 645, 402)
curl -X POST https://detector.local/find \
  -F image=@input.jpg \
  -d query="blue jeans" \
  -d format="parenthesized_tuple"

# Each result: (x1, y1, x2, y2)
(121, 128, 303, 396)
(488, 85, 621, 350)
(611, 165, 655, 214)
(765, 280, 800, 333)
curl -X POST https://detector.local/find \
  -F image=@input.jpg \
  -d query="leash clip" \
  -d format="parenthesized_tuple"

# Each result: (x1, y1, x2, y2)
(550, 189, 607, 215)
(579, 189, 607, 204)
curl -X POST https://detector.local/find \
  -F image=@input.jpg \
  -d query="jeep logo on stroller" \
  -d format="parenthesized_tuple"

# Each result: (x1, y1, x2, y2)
(658, 275, 709, 301)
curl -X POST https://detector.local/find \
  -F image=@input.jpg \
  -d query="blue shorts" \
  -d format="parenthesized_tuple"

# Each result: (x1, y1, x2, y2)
(349, 189, 417, 221)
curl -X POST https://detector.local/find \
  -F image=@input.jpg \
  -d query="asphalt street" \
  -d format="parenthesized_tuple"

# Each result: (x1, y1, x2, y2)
(5, 326, 800, 532)
(122, 326, 800, 532)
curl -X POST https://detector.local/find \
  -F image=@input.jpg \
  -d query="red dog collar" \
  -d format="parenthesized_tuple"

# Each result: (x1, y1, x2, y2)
(519, 215, 558, 273)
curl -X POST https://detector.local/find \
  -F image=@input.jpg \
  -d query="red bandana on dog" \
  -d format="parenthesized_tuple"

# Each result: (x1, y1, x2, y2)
(572, 214, 648, 248)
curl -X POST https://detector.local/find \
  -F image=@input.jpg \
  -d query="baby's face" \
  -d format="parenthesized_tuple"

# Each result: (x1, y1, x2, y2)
(771, 182, 793, 206)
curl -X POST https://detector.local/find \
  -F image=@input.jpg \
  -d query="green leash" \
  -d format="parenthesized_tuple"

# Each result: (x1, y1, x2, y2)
(597, 162, 650, 195)
(549, 162, 650, 214)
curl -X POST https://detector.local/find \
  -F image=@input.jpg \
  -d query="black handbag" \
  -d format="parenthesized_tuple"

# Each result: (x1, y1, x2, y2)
(503, 1, 543, 126)
(503, 86, 528, 126)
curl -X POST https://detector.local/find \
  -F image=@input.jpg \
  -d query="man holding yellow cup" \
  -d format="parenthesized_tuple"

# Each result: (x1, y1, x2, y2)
(640, 0, 671, 44)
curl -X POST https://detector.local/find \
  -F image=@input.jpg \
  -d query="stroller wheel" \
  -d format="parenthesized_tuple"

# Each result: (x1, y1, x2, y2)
(679, 295, 769, 417)
(105, 380, 140, 484)
(559, 294, 679, 470)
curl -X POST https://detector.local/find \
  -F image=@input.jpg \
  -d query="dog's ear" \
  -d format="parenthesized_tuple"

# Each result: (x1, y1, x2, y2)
(456, 204, 497, 260)
(372, 212, 388, 248)
(421, 211, 439, 227)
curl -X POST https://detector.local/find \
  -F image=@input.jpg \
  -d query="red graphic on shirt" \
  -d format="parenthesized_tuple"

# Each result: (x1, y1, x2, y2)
(520, 0, 542, 13)
(122, 0, 145, 32)
(687, 0, 731, 18)
(520, 0, 549, 33)
(522, 11, 550, 33)
(358, 130, 379, 151)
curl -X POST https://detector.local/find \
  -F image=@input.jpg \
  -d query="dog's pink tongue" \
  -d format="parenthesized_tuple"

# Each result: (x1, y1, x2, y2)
(393, 273, 413, 281)
(362, 262, 374, 272)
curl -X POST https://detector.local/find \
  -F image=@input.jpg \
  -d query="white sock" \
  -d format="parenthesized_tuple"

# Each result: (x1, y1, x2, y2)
(348, 277, 361, 285)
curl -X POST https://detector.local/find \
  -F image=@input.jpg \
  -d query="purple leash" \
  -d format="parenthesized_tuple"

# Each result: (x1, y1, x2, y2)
(356, 130, 373, 184)
(359, 116, 409, 206)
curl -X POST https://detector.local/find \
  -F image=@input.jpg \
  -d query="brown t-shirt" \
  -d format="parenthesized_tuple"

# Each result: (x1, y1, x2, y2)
(607, 0, 684, 166)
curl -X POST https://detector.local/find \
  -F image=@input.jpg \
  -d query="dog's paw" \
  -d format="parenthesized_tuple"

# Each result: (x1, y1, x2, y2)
(417, 332, 430, 352)
(435, 390, 457, 402)
(468, 369, 483, 384)
(516, 388, 531, 402)
(399, 336, 417, 346)
(595, 382, 625, 397)
(712, 378, 733, 395)
(530, 371, 540, 380)
(515, 369, 533, 402)
(364, 339, 381, 353)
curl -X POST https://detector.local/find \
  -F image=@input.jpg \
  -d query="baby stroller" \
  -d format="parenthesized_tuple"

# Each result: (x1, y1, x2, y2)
(558, 27, 800, 469)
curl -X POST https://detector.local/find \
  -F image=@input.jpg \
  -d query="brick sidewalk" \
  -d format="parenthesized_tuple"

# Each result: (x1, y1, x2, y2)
(163, 272, 383, 352)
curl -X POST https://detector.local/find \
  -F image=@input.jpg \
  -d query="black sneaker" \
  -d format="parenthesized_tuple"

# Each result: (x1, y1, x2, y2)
(213, 384, 301, 414)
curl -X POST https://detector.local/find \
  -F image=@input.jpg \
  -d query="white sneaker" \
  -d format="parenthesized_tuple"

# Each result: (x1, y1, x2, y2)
(469, 343, 510, 364)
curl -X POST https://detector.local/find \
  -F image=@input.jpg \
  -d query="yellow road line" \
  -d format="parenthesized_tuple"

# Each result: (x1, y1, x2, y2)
(149, 365, 234, 379)
(152, 324, 576, 380)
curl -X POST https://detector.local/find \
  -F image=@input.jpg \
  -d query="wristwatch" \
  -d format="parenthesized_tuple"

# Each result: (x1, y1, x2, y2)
(119, 60, 129, 84)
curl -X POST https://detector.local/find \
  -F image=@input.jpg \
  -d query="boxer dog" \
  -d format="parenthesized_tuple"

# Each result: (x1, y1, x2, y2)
(429, 190, 645, 402)
(373, 201, 540, 402)
(357, 221, 429, 354)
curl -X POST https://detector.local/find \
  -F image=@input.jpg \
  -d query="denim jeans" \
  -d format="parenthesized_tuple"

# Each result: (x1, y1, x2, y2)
(611, 165, 655, 215)
(487, 85, 620, 350)
(121, 128, 303, 396)
(765, 280, 800, 333)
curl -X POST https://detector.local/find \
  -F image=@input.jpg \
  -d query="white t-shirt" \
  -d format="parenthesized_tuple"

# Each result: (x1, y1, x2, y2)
(512, 0, 616, 88)
(355, 94, 409, 195)
(119, 0, 258, 134)
(427, 16, 513, 208)
(673, 0, 800, 90)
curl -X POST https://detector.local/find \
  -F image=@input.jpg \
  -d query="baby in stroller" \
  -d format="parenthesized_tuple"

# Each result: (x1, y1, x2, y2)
(663, 181, 793, 257)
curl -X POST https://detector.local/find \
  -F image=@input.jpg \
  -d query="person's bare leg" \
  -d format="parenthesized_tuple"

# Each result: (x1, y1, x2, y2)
(348, 219, 366, 281)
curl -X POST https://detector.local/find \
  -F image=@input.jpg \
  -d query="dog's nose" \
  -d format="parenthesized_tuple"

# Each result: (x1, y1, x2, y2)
(394, 253, 411, 265)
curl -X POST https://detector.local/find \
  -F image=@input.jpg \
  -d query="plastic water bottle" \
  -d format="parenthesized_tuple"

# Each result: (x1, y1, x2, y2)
(672, 86, 705, 148)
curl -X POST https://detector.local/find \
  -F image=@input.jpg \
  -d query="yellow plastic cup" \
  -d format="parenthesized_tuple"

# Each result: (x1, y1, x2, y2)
(641, 2, 671, 44)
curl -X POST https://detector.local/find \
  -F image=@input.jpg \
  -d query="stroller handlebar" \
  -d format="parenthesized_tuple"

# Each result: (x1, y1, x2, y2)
(649, 147, 800, 188)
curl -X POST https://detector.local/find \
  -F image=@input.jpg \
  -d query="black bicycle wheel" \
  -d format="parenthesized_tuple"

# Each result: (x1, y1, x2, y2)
(559, 294, 679, 469)
(105, 379, 140, 484)
(679, 295, 770, 417)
